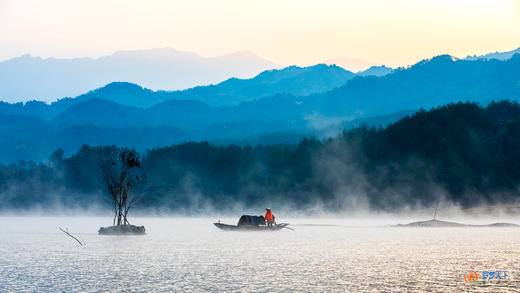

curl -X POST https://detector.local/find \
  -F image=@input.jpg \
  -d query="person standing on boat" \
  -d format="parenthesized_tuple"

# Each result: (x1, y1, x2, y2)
(264, 208, 275, 226)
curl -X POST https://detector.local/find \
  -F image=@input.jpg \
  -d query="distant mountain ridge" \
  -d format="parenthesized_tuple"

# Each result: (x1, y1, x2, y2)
(182, 64, 356, 106)
(1, 54, 519, 123)
(465, 46, 520, 61)
(72, 64, 356, 107)
(73, 63, 387, 107)
(323, 57, 377, 72)
(0, 63, 358, 117)
(0, 48, 278, 103)
(0, 52, 519, 163)
(357, 65, 394, 77)
(308, 54, 520, 117)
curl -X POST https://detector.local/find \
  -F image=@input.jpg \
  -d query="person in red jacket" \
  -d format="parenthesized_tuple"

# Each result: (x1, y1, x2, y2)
(264, 208, 275, 226)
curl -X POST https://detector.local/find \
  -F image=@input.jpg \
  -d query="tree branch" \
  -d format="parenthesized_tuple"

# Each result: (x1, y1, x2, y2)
(59, 227, 83, 246)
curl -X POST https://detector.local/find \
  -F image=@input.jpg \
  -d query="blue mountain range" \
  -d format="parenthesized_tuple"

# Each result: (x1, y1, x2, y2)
(0, 51, 519, 163)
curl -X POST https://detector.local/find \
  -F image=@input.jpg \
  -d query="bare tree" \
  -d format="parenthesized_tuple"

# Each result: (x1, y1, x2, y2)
(101, 148, 146, 226)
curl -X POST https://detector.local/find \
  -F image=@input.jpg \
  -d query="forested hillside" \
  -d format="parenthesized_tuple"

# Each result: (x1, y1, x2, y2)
(2, 101, 519, 212)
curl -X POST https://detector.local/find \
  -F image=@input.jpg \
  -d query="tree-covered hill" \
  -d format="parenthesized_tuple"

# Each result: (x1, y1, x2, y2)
(2, 101, 520, 212)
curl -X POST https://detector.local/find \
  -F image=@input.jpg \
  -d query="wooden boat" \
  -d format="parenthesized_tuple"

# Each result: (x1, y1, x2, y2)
(214, 222, 290, 231)
(214, 214, 291, 231)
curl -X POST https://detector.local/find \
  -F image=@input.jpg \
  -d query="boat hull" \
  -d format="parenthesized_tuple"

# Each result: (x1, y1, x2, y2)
(214, 222, 289, 231)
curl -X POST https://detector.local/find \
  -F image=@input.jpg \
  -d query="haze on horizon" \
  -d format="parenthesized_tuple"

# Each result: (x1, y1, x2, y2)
(0, 0, 519, 68)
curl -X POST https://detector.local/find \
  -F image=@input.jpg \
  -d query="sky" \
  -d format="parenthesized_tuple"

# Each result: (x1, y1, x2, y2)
(0, 0, 519, 67)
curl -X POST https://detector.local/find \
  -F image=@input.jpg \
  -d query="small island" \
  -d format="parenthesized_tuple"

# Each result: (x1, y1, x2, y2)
(395, 208, 519, 227)
(98, 147, 147, 235)
(394, 219, 519, 227)
(98, 225, 145, 235)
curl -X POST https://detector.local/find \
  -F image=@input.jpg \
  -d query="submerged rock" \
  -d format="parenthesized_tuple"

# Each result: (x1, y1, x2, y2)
(98, 225, 146, 235)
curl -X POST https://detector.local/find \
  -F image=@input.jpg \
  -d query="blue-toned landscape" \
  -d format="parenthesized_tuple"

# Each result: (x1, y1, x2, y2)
(1, 1, 520, 292)
(1, 49, 520, 213)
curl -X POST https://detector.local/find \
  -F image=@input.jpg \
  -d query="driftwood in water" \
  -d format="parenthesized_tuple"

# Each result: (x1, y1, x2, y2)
(59, 227, 83, 246)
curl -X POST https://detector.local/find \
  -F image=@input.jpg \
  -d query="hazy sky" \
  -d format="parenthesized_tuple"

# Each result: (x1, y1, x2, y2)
(1, 0, 519, 67)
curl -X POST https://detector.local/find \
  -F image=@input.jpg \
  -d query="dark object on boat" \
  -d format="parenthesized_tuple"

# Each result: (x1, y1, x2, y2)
(238, 215, 266, 226)
(98, 225, 146, 235)
(214, 215, 290, 231)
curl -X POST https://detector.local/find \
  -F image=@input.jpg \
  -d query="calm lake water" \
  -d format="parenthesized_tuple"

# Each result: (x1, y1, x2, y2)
(0, 217, 519, 292)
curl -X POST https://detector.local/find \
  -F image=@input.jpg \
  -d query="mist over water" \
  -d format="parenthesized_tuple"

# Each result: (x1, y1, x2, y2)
(1, 216, 519, 292)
